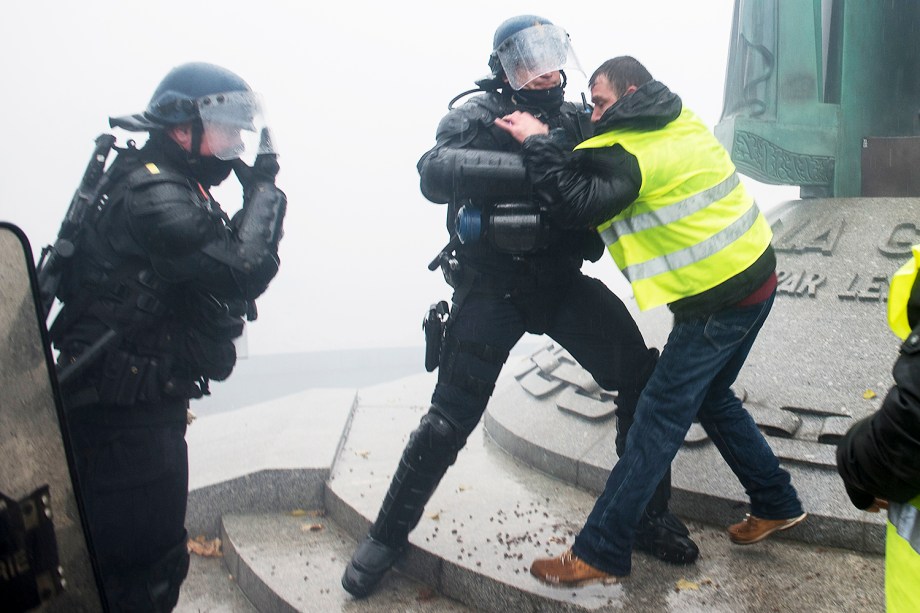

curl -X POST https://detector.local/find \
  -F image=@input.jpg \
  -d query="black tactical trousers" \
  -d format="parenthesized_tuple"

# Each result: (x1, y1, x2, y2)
(435, 271, 652, 433)
(64, 398, 190, 612)
(370, 270, 671, 549)
(434, 271, 669, 512)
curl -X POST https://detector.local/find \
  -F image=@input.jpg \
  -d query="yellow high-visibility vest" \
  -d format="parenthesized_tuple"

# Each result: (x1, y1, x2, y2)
(884, 249, 920, 613)
(887, 244, 920, 340)
(575, 108, 772, 311)
(886, 496, 920, 613)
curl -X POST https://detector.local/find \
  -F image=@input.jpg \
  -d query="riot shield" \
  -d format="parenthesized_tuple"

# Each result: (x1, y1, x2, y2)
(0, 222, 105, 611)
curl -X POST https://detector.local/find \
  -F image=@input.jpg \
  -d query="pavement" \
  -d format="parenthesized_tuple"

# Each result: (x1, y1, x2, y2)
(172, 359, 886, 612)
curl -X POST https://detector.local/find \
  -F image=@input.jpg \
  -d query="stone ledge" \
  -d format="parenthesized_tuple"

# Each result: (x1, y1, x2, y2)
(186, 387, 357, 537)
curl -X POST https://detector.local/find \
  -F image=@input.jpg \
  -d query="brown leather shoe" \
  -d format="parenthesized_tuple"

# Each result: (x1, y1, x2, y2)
(728, 512, 807, 544)
(529, 549, 622, 587)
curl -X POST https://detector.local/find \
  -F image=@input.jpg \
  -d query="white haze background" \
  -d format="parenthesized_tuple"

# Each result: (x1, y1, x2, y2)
(0, 1, 795, 356)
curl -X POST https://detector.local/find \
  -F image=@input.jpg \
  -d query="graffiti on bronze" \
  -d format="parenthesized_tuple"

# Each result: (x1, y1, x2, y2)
(879, 222, 920, 259)
(773, 216, 845, 255)
(732, 131, 835, 185)
(776, 270, 826, 298)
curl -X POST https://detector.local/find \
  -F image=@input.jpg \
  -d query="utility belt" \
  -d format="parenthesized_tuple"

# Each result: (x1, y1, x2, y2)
(439, 251, 582, 295)
(61, 347, 205, 409)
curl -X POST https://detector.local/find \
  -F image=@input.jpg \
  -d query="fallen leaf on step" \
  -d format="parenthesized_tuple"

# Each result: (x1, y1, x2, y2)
(188, 536, 222, 558)
(301, 523, 324, 532)
(428, 512, 441, 520)
(863, 389, 876, 400)
(674, 578, 699, 592)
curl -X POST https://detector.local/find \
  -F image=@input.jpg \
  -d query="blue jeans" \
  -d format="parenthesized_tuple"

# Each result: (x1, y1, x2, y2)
(572, 291, 803, 576)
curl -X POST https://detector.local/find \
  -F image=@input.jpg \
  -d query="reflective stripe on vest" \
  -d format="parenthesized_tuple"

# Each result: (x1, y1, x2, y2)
(577, 108, 772, 311)
(886, 496, 920, 613)
(599, 173, 741, 245)
(889, 497, 920, 556)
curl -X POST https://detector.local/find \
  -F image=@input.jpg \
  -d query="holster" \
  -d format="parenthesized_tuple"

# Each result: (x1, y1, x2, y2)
(423, 301, 450, 372)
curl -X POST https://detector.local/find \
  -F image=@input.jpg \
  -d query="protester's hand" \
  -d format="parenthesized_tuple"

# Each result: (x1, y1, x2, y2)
(495, 111, 549, 143)
(865, 498, 889, 513)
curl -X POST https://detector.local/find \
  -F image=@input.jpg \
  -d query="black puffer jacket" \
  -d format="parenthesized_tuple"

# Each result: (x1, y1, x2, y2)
(837, 324, 920, 509)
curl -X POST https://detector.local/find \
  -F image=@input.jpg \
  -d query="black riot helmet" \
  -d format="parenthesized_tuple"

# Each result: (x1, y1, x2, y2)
(110, 62, 277, 161)
(486, 15, 583, 91)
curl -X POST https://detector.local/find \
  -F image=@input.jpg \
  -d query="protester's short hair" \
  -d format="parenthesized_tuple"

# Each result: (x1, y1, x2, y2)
(590, 56, 653, 96)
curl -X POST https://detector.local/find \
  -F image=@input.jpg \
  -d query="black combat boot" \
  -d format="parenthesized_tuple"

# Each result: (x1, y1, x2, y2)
(342, 454, 441, 598)
(634, 509, 700, 564)
(343, 412, 460, 598)
(341, 535, 404, 598)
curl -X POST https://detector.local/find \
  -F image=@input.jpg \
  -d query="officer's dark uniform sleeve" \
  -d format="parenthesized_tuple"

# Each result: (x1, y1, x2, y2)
(836, 325, 920, 509)
(520, 132, 641, 229)
(417, 101, 508, 205)
(124, 171, 285, 301)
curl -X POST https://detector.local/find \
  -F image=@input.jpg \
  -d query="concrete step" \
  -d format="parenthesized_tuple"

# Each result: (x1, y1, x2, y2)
(176, 553, 259, 613)
(325, 372, 885, 612)
(180, 370, 886, 612)
(220, 512, 471, 612)
(484, 343, 886, 555)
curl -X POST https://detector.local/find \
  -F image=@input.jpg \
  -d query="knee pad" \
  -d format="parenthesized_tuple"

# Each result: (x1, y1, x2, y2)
(404, 410, 465, 473)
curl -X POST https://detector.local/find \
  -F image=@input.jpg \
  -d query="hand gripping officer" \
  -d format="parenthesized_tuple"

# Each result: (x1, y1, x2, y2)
(342, 17, 698, 599)
(49, 62, 286, 611)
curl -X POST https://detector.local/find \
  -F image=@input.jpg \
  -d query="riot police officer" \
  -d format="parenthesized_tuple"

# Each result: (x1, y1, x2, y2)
(342, 16, 698, 599)
(49, 62, 286, 611)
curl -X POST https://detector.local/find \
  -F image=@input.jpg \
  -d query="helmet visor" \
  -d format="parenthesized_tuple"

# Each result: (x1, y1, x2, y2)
(495, 24, 583, 90)
(197, 91, 277, 160)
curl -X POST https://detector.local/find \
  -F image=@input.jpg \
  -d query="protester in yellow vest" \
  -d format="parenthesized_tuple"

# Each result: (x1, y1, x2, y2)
(837, 246, 920, 612)
(495, 56, 806, 586)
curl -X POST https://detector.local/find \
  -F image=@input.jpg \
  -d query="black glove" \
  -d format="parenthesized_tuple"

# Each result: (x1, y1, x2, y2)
(233, 153, 279, 189)
(233, 128, 280, 189)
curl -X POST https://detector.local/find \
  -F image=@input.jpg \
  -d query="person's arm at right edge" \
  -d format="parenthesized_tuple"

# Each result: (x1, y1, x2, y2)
(836, 323, 920, 509)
